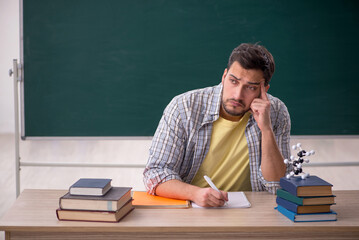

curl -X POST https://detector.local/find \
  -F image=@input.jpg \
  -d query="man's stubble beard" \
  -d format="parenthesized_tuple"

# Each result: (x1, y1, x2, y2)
(221, 99, 249, 117)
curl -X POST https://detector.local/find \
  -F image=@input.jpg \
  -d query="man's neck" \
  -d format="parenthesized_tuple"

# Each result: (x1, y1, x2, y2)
(219, 107, 244, 122)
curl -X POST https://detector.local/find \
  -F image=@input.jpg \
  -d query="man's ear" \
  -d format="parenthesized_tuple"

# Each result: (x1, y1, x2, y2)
(222, 68, 228, 84)
(265, 84, 270, 92)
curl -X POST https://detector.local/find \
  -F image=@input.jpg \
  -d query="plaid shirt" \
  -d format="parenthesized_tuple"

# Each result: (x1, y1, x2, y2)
(143, 83, 291, 195)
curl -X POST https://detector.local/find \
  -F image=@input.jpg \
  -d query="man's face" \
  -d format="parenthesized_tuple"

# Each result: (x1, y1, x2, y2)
(220, 61, 268, 121)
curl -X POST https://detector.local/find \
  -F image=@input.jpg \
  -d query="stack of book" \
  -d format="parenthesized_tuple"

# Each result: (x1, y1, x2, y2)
(275, 175, 337, 222)
(56, 178, 133, 222)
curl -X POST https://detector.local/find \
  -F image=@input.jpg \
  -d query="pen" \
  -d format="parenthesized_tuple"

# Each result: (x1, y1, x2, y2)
(204, 175, 227, 205)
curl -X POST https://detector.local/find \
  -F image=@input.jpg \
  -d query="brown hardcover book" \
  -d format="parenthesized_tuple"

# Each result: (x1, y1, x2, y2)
(301, 196, 335, 205)
(295, 204, 332, 214)
(60, 187, 132, 211)
(56, 199, 133, 222)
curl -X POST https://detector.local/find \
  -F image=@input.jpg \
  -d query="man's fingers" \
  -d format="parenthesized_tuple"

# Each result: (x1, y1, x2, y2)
(207, 189, 227, 207)
(207, 195, 225, 207)
(260, 81, 268, 100)
(221, 190, 229, 201)
(250, 99, 265, 112)
(210, 189, 226, 201)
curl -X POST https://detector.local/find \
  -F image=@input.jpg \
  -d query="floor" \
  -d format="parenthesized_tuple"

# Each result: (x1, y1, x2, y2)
(1, 133, 358, 239)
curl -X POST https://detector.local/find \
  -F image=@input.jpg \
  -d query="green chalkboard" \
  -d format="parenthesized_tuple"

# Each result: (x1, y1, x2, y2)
(22, 0, 359, 137)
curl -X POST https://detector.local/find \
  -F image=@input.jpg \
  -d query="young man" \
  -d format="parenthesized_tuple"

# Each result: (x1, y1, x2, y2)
(143, 43, 291, 207)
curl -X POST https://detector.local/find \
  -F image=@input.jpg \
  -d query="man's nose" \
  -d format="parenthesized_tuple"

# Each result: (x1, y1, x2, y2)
(233, 85, 245, 100)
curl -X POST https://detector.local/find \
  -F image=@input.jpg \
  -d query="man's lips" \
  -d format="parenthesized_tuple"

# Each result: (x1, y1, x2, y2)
(229, 99, 244, 107)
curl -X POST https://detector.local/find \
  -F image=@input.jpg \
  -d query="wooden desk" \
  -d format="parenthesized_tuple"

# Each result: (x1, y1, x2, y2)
(1, 189, 359, 239)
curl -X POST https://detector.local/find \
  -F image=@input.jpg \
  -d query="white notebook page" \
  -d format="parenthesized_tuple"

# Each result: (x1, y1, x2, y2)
(191, 191, 251, 208)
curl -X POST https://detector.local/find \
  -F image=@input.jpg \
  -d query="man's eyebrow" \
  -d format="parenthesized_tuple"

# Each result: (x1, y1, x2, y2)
(229, 74, 240, 80)
(229, 74, 261, 85)
(247, 81, 261, 85)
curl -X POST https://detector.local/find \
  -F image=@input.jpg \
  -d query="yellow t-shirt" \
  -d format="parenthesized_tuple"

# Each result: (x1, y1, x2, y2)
(191, 112, 252, 191)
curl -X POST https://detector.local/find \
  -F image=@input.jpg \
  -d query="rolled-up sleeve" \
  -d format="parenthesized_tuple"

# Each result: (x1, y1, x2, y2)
(143, 98, 186, 195)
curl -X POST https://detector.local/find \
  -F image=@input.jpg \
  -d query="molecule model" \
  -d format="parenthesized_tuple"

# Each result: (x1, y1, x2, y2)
(284, 143, 315, 180)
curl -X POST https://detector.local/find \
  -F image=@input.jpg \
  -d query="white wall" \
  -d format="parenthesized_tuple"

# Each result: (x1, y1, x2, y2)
(0, 3, 358, 240)
(0, 0, 19, 133)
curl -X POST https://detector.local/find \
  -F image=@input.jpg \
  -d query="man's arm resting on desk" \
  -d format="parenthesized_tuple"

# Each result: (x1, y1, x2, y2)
(155, 179, 228, 207)
(260, 129, 286, 181)
(251, 82, 286, 182)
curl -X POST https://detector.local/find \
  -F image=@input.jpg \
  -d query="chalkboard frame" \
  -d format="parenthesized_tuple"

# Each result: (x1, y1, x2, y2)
(20, 0, 359, 138)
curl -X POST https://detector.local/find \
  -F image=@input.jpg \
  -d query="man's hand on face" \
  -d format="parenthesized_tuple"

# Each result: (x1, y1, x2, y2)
(250, 81, 272, 132)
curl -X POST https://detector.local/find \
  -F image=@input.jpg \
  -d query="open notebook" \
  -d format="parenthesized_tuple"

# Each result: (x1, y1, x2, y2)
(192, 192, 251, 208)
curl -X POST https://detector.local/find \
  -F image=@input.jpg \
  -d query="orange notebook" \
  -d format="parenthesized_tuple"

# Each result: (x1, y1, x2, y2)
(132, 191, 190, 209)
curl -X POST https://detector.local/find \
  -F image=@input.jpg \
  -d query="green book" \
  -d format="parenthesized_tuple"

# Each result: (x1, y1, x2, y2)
(277, 189, 335, 206)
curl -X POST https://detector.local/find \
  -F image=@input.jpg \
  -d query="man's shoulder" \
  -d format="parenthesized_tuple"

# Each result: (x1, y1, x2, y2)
(163, 84, 222, 122)
(175, 84, 221, 100)
(267, 93, 287, 109)
(170, 84, 221, 108)
(267, 93, 290, 122)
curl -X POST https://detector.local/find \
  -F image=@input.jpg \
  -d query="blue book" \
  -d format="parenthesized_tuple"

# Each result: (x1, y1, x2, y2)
(69, 178, 112, 196)
(276, 196, 332, 214)
(275, 205, 337, 222)
(280, 175, 332, 197)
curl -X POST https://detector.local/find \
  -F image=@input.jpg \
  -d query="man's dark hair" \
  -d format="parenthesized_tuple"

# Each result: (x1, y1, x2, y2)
(227, 43, 275, 86)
